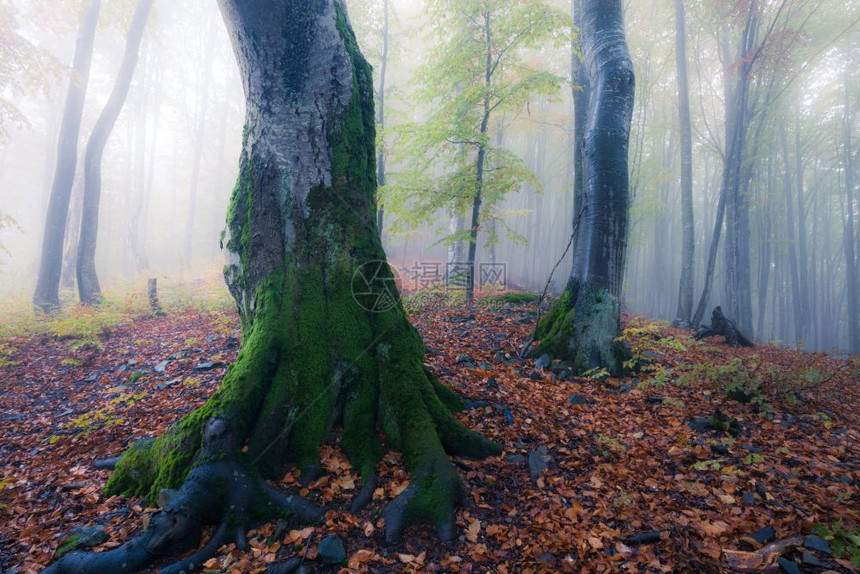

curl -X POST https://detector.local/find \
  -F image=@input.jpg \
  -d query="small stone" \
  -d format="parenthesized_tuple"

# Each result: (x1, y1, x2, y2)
(622, 531, 661, 545)
(536, 552, 557, 567)
(569, 393, 589, 405)
(749, 526, 775, 545)
(777, 557, 800, 574)
(502, 408, 514, 426)
(687, 418, 711, 433)
(317, 535, 346, 565)
(504, 454, 526, 465)
(645, 396, 665, 405)
(742, 492, 756, 506)
(528, 370, 542, 381)
(479, 362, 493, 370)
(535, 354, 551, 369)
(194, 362, 219, 371)
(85, 373, 98, 383)
(157, 378, 181, 390)
(803, 534, 831, 555)
(154, 361, 169, 373)
(486, 377, 498, 390)
(528, 446, 550, 479)
(456, 354, 475, 365)
(801, 552, 823, 566)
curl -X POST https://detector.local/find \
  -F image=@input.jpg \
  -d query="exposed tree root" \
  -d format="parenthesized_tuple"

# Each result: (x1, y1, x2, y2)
(46, 295, 499, 572)
(44, 419, 323, 574)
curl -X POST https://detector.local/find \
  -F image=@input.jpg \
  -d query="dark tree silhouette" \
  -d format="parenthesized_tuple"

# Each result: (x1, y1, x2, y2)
(32, 0, 101, 313)
(76, 0, 153, 305)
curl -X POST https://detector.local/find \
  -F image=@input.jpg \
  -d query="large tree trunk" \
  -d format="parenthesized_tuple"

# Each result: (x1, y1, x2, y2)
(45, 3, 497, 572)
(672, 0, 694, 328)
(532, 0, 634, 374)
(32, 0, 101, 313)
(76, 0, 153, 305)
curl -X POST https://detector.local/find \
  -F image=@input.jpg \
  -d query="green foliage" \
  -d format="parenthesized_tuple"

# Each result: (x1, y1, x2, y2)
(0, 212, 22, 265)
(812, 522, 860, 567)
(617, 323, 687, 374)
(385, 0, 570, 246)
(0, 341, 19, 368)
(62, 392, 146, 437)
(477, 291, 540, 306)
(678, 357, 770, 412)
(0, 1, 62, 139)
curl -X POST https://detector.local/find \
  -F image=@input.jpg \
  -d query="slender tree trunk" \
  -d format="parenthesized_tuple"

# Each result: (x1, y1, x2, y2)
(673, 0, 694, 327)
(533, 0, 634, 374)
(76, 0, 153, 304)
(756, 157, 772, 338)
(843, 78, 859, 353)
(375, 0, 389, 237)
(182, 14, 217, 267)
(781, 124, 804, 345)
(127, 44, 151, 275)
(45, 5, 498, 572)
(794, 114, 810, 343)
(464, 11, 493, 303)
(33, 0, 101, 313)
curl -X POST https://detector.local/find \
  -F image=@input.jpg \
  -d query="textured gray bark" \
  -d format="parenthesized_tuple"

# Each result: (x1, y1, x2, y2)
(76, 0, 153, 305)
(673, 0, 694, 327)
(534, 0, 634, 374)
(571, 0, 634, 298)
(218, 0, 355, 307)
(32, 0, 101, 313)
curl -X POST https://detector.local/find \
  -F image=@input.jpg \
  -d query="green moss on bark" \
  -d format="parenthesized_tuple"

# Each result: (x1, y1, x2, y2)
(105, 4, 497, 542)
(534, 280, 628, 375)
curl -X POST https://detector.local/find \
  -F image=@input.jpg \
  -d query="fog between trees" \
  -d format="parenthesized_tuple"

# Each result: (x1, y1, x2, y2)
(1, 0, 858, 353)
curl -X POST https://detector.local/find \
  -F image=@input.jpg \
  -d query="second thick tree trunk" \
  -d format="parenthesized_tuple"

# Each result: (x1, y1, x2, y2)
(533, 0, 634, 374)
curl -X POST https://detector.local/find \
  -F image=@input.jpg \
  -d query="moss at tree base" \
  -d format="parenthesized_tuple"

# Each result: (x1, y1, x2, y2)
(533, 279, 629, 376)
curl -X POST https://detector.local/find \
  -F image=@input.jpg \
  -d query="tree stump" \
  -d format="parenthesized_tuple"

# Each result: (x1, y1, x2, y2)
(694, 306, 754, 347)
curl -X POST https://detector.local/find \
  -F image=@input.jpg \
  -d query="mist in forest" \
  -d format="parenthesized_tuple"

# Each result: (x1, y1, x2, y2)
(1, 0, 858, 354)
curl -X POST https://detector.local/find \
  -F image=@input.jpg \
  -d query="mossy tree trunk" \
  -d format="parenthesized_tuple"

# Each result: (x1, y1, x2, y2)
(532, 0, 634, 375)
(45, 2, 498, 572)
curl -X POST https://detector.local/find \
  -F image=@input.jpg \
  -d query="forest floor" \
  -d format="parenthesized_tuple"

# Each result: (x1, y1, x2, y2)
(0, 286, 858, 573)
